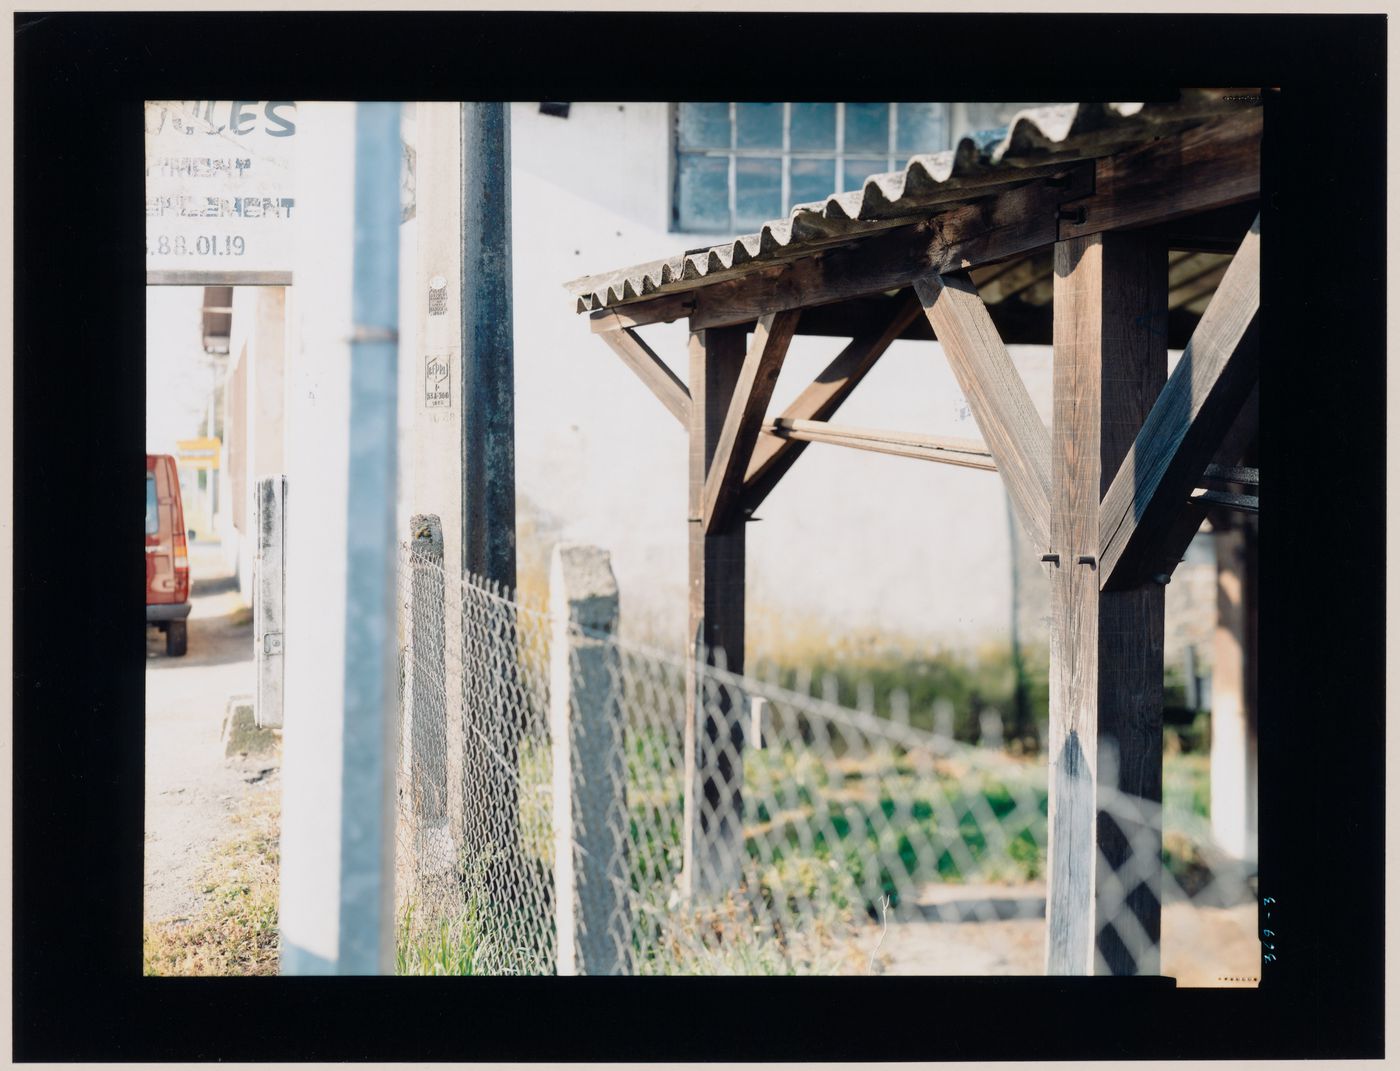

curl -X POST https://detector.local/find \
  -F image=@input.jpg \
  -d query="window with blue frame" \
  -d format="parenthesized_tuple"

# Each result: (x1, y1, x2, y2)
(674, 102, 952, 234)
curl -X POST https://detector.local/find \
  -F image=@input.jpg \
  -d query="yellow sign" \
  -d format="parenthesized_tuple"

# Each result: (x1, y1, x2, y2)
(176, 436, 221, 470)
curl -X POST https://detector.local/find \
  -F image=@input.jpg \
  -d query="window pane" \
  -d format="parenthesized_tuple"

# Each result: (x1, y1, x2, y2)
(896, 102, 949, 153)
(789, 157, 836, 207)
(735, 102, 783, 149)
(146, 474, 159, 535)
(790, 102, 836, 150)
(677, 153, 731, 232)
(735, 156, 782, 229)
(678, 102, 731, 150)
(842, 156, 888, 191)
(844, 102, 889, 153)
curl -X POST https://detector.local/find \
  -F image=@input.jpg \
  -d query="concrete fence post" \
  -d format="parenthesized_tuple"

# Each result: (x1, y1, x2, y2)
(550, 544, 630, 976)
(254, 474, 286, 729)
(405, 515, 449, 827)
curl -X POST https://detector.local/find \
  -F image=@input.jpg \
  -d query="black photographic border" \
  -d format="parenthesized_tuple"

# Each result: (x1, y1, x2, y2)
(12, 10, 1386, 1062)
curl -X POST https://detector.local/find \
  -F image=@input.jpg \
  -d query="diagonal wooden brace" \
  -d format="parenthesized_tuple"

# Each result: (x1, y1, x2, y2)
(1098, 215, 1261, 591)
(595, 315, 692, 427)
(916, 271, 1052, 552)
(701, 310, 801, 533)
(742, 292, 922, 512)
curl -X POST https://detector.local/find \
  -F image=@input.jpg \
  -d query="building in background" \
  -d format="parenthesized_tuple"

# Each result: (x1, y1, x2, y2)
(156, 99, 1221, 660)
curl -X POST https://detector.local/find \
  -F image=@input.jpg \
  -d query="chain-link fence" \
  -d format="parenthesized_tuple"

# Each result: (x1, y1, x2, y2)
(393, 527, 1258, 979)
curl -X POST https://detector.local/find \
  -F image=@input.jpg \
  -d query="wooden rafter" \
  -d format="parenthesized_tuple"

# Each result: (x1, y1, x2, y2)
(594, 316, 692, 427)
(1098, 216, 1261, 591)
(742, 292, 922, 512)
(701, 310, 801, 533)
(915, 271, 1052, 552)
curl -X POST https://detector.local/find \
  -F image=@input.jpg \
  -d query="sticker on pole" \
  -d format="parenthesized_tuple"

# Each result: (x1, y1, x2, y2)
(425, 355, 451, 408)
(145, 100, 298, 284)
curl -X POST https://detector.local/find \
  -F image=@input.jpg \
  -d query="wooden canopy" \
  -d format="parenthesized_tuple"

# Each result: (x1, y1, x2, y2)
(569, 94, 1261, 977)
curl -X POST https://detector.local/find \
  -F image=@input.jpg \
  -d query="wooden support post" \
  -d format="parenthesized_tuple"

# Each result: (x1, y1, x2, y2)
(550, 544, 631, 976)
(1046, 230, 1167, 976)
(683, 325, 748, 899)
(254, 474, 286, 729)
(1210, 513, 1258, 861)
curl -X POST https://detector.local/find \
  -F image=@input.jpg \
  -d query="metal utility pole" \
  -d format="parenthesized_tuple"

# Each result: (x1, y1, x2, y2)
(457, 103, 520, 880)
(279, 100, 401, 975)
(460, 102, 515, 588)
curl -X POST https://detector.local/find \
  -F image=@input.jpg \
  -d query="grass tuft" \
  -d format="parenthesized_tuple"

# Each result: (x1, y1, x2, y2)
(143, 784, 281, 976)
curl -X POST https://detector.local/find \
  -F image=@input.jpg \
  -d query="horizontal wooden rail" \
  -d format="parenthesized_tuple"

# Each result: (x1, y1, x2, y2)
(759, 420, 1261, 519)
(761, 419, 996, 471)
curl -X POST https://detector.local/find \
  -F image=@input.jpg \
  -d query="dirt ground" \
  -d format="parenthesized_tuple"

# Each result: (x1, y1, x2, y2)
(875, 882, 1260, 986)
(144, 541, 280, 924)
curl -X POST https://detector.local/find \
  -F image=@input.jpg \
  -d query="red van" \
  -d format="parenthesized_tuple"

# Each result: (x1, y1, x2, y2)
(146, 453, 190, 656)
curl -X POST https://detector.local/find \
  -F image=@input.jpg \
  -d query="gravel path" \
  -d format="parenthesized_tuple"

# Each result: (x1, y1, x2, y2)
(144, 542, 278, 924)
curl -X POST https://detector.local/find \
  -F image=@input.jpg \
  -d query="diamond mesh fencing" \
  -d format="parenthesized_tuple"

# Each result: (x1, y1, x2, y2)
(392, 533, 1259, 979)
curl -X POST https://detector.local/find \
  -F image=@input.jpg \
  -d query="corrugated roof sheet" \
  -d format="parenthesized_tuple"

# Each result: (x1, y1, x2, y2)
(566, 91, 1255, 314)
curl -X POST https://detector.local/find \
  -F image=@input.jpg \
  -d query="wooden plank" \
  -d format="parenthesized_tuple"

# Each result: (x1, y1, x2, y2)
(1191, 487, 1258, 513)
(759, 419, 996, 471)
(587, 166, 1094, 333)
(916, 271, 1052, 552)
(1098, 216, 1261, 591)
(1161, 201, 1260, 253)
(780, 293, 935, 340)
(701, 310, 801, 533)
(972, 254, 1054, 305)
(1058, 110, 1262, 241)
(1202, 463, 1259, 488)
(590, 295, 694, 331)
(742, 293, 922, 511)
(683, 326, 749, 899)
(1045, 230, 1167, 977)
(1138, 382, 1259, 585)
(595, 322, 692, 427)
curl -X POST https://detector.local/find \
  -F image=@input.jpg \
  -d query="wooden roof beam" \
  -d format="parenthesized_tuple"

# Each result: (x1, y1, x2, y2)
(1058, 110, 1262, 241)
(916, 271, 1053, 552)
(1099, 215, 1260, 591)
(742, 292, 922, 512)
(594, 316, 692, 427)
(701, 310, 801, 533)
